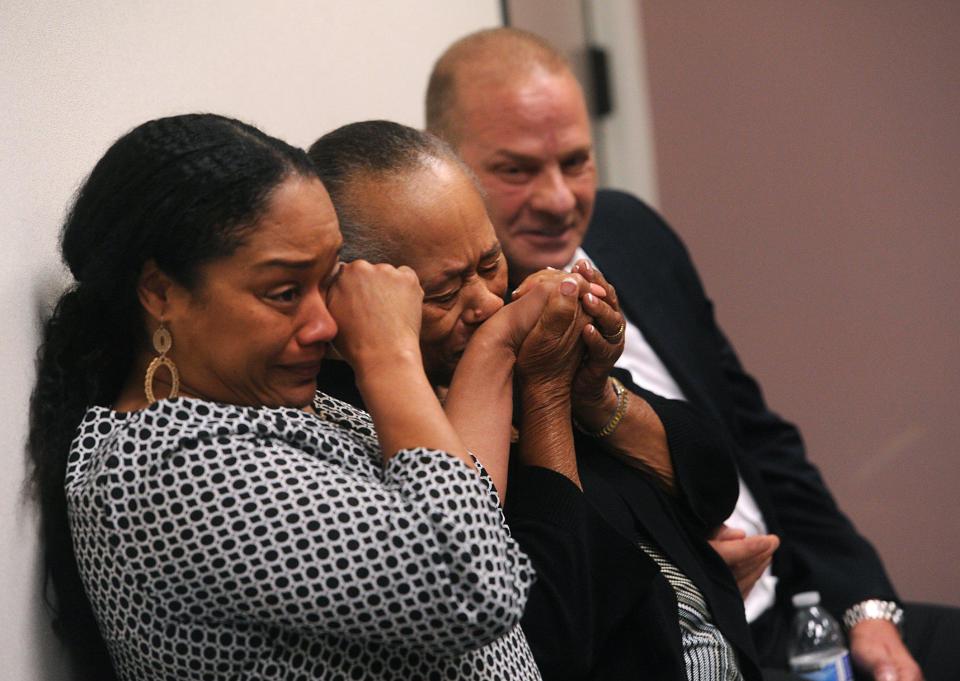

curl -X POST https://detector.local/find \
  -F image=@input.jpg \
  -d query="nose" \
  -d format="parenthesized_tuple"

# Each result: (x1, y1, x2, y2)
(529, 165, 577, 216)
(462, 279, 505, 326)
(296, 290, 338, 346)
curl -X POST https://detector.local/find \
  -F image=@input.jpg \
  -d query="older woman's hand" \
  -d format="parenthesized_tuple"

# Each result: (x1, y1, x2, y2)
(510, 262, 627, 427)
(567, 260, 628, 433)
(475, 275, 556, 357)
(327, 260, 424, 372)
(513, 274, 593, 486)
(515, 273, 592, 391)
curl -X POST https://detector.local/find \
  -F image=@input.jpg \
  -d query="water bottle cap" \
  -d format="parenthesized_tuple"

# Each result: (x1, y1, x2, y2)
(793, 591, 820, 608)
(792, 591, 821, 607)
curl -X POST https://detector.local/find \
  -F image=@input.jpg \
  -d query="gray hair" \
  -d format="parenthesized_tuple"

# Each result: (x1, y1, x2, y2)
(308, 120, 481, 263)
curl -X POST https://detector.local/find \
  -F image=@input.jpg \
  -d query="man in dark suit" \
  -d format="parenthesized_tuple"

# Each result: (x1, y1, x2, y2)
(426, 27, 957, 681)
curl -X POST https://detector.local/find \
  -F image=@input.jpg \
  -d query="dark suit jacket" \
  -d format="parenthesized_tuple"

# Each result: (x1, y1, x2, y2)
(317, 360, 764, 681)
(583, 189, 898, 664)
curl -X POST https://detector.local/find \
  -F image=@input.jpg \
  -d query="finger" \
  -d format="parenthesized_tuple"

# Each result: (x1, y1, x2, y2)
(710, 535, 777, 564)
(585, 301, 624, 344)
(874, 664, 898, 681)
(510, 271, 547, 300)
(539, 276, 587, 336)
(712, 525, 747, 541)
(736, 550, 774, 577)
(574, 261, 620, 311)
(511, 267, 565, 299)
(571, 259, 594, 278)
(581, 324, 621, 374)
(587, 283, 607, 298)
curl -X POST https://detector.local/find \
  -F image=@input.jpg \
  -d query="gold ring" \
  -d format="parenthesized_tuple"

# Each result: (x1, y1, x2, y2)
(602, 319, 626, 344)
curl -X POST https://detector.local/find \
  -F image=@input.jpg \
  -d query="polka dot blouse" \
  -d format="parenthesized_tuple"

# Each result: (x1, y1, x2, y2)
(65, 393, 541, 680)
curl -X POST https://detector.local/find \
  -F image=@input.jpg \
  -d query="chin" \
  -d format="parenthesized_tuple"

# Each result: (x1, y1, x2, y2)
(273, 383, 318, 409)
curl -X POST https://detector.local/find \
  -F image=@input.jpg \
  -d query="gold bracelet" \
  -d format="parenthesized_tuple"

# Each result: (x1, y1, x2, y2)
(576, 377, 629, 439)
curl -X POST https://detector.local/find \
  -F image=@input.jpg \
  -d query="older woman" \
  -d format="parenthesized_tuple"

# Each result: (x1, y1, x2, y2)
(28, 114, 544, 680)
(308, 121, 765, 681)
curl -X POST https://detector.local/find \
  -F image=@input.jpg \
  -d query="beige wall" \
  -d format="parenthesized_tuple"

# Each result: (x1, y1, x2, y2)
(0, 2, 501, 677)
(641, 1, 960, 605)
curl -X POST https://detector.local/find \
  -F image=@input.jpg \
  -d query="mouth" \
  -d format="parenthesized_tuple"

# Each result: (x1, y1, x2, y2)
(516, 224, 576, 248)
(280, 357, 327, 380)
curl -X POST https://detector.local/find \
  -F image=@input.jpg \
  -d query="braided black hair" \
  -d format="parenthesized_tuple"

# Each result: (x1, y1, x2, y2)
(28, 113, 319, 679)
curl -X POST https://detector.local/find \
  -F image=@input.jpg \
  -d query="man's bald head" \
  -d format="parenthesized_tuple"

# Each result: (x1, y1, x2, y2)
(424, 29, 596, 284)
(426, 27, 573, 145)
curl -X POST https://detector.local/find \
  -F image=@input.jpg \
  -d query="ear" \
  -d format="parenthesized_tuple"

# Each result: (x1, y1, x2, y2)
(137, 259, 176, 322)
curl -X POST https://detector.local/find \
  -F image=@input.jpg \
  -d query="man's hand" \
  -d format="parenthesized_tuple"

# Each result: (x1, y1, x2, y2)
(708, 526, 779, 598)
(849, 619, 923, 681)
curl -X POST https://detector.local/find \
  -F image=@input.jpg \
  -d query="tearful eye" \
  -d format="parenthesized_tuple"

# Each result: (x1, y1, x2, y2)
(426, 290, 459, 306)
(480, 258, 501, 276)
(267, 286, 301, 304)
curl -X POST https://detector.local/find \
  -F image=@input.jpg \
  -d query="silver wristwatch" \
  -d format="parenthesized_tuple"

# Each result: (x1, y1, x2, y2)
(842, 599, 904, 633)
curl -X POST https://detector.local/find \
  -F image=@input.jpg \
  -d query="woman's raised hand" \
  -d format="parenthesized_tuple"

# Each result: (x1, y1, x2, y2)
(567, 260, 628, 429)
(515, 273, 593, 389)
(326, 260, 424, 372)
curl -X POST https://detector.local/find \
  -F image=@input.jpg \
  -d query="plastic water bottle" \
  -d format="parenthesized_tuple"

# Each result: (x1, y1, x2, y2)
(787, 591, 854, 681)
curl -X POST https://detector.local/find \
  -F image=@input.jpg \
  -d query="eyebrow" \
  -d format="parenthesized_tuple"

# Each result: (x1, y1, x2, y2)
(422, 241, 502, 291)
(253, 246, 343, 271)
(480, 241, 503, 262)
(491, 146, 592, 164)
(253, 258, 317, 270)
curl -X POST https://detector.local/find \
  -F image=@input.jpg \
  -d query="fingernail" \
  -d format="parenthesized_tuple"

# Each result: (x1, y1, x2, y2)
(585, 292, 596, 305)
(546, 266, 557, 271)
(560, 277, 578, 295)
(510, 288, 519, 298)
(581, 260, 593, 272)
(876, 666, 897, 681)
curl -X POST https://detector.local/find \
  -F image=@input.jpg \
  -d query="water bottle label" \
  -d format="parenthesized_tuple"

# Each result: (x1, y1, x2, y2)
(794, 651, 853, 681)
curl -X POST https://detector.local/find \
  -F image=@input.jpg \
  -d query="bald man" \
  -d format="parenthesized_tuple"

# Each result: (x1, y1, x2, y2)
(426, 27, 957, 681)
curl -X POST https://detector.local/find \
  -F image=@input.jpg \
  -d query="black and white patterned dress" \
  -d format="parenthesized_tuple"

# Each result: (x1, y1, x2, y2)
(65, 393, 541, 680)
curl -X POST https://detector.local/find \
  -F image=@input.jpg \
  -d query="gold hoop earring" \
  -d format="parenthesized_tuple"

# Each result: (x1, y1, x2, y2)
(144, 323, 180, 403)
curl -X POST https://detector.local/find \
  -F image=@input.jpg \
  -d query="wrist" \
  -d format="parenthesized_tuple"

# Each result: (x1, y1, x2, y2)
(462, 323, 517, 369)
(572, 377, 619, 431)
(574, 377, 629, 439)
(352, 346, 424, 388)
(519, 376, 571, 408)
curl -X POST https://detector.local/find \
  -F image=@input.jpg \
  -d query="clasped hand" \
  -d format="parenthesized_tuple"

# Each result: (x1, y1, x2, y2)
(509, 261, 627, 422)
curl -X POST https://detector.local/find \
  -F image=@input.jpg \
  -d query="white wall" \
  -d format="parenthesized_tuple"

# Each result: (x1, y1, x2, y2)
(586, 0, 659, 206)
(0, 1, 501, 677)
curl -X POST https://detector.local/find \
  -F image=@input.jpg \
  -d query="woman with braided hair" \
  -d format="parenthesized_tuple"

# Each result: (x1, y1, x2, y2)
(28, 113, 546, 680)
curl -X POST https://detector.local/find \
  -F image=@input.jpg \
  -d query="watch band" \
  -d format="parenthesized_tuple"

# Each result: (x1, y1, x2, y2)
(842, 599, 904, 633)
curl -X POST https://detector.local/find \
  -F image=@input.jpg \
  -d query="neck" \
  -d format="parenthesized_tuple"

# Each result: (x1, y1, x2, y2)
(114, 351, 192, 411)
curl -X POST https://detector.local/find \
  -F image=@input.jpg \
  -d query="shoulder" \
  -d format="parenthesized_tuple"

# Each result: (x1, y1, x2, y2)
(65, 398, 375, 487)
(587, 189, 689, 255)
(585, 189, 696, 282)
